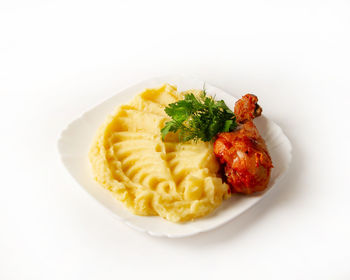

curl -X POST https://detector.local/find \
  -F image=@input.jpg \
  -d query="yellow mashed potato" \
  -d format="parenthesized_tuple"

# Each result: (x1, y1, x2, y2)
(89, 84, 230, 222)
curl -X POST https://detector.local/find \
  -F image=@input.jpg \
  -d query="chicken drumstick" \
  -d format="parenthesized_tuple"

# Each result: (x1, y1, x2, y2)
(213, 94, 273, 194)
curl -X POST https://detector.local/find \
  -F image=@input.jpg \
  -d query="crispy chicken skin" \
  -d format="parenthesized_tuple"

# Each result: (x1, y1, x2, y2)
(213, 94, 273, 194)
(234, 94, 262, 123)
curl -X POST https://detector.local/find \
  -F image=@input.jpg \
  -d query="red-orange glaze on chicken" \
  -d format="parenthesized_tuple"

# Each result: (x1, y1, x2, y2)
(213, 94, 273, 194)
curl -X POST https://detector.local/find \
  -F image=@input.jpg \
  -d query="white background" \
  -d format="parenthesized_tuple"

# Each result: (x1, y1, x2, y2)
(1, 0, 350, 279)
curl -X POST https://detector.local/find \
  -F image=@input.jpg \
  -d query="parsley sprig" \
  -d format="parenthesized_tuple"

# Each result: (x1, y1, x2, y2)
(161, 90, 237, 142)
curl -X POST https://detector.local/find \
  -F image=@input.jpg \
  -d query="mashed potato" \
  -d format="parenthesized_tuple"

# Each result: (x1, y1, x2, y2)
(89, 84, 230, 222)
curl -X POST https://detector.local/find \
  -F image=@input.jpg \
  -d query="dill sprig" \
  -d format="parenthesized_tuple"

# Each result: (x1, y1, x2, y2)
(161, 90, 237, 142)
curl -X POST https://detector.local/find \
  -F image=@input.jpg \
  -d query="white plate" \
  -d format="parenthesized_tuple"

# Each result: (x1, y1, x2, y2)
(57, 76, 292, 238)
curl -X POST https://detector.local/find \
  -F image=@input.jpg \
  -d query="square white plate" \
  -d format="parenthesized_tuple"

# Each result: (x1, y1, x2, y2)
(57, 76, 292, 238)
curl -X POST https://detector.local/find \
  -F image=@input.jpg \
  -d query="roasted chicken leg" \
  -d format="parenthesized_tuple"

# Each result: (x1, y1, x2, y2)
(213, 94, 273, 194)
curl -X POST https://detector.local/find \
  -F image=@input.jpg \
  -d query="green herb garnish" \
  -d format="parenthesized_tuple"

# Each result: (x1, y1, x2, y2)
(161, 90, 237, 142)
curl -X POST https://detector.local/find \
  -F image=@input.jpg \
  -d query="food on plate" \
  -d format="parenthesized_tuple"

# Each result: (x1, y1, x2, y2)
(89, 84, 273, 222)
(213, 94, 273, 194)
(89, 84, 230, 222)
